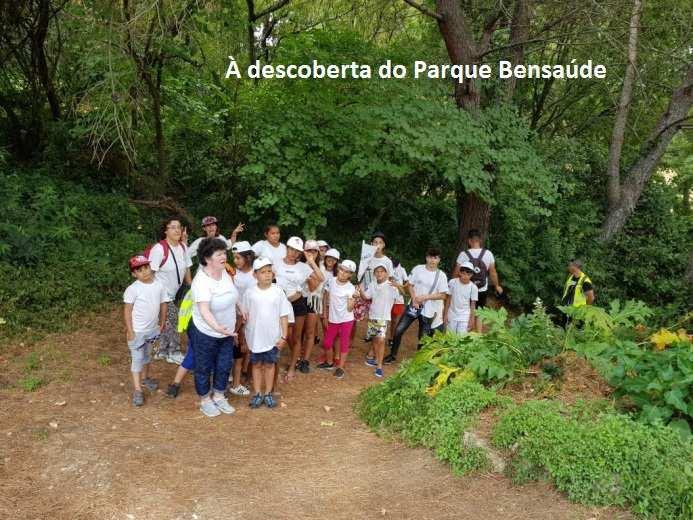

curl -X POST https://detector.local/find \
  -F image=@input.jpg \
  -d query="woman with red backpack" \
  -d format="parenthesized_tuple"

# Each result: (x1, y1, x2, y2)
(148, 218, 193, 365)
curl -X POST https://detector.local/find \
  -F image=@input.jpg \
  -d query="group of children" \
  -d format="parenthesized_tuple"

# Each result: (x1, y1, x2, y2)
(123, 218, 483, 415)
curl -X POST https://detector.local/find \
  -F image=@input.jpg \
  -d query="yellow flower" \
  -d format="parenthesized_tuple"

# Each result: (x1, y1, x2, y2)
(649, 329, 678, 351)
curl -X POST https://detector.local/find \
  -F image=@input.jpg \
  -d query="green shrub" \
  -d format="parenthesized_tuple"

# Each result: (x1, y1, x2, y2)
(493, 400, 693, 519)
(0, 169, 155, 337)
(357, 375, 502, 475)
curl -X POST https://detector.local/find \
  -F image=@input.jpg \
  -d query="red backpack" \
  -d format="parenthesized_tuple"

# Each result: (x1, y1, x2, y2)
(143, 240, 187, 268)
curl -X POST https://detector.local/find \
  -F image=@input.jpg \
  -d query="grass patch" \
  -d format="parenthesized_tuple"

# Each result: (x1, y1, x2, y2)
(97, 354, 111, 367)
(19, 376, 44, 392)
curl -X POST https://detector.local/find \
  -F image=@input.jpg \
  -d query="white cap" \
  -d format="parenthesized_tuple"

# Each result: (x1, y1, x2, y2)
(340, 259, 357, 273)
(286, 236, 303, 252)
(459, 261, 475, 272)
(253, 257, 273, 271)
(371, 259, 390, 273)
(231, 241, 252, 253)
(304, 239, 319, 251)
(325, 248, 340, 260)
(316, 240, 329, 248)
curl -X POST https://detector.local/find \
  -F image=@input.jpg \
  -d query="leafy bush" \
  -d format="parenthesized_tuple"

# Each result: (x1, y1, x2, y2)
(357, 373, 502, 475)
(493, 400, 693, 519)
(0, 169, 154, 337)
(565, 301, 693, 427)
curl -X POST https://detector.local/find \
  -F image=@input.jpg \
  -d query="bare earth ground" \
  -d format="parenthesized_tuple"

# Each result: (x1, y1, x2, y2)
(0, 310, 630, 520)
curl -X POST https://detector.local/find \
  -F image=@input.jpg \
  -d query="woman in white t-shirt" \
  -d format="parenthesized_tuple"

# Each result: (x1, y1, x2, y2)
(188, 238, 239, 418)
(273, 236, 324, 382)
(251, 222, 287, 267)
(187, 216, 244, 261)
(385, 247, 449, 364)
(148, 218, 193, 365)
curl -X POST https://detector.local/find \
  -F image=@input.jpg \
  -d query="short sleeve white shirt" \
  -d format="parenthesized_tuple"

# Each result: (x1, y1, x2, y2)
(252, 240, 287, 266)
(149, 242, 193, 300)
(191, 269, 238, 338)
(123, 279, 170, 333)
(188, 234, 231, 260)
(409, 265, 449, 318)
(447, 279, 479, 324)
(392, 265, 408, 304)
(456, 248, 495, 292)
(325, 278, 356, 323)
(241, 285, 291, 353)
(233, 269, 257, 299)
(273, 260, 312, 298)
(364, 280, 399, 321)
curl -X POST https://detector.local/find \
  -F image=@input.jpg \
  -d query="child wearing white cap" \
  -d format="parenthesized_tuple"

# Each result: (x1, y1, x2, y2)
(240, 257, 291, 408)
(273, 236, 324, 382)
(362, 261, 399, 377)
(444, 261, 478, 334)
(319, 259, 358, 379)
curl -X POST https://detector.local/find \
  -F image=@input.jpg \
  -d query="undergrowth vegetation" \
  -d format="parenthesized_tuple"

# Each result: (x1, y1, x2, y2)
(357, 302, 693, 519)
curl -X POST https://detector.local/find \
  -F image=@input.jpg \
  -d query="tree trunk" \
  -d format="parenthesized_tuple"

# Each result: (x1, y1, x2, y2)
(601, 62, 693, 241)
(606, 0, 641, 211)
(505, 0, 531, 101)
(33, 0, 61, 120)
(456, 189, 491, 251)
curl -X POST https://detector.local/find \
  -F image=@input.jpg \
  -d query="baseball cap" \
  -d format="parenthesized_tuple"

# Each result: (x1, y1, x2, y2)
(304, 239, 319, 251)
(232, 241, 252, 253)
(286, 236, 304, 251)
(253, 257, 273, 271)
(371, 231, 386, 242)
(129, 254, 150, 271)
(316, 240, 329, 248)
(371, 259, 391, 273)
(340, 259, 357, 273)
(325, 248, 340, 260)
(459, 261, 475, 273)
(201, 216, 218, 226)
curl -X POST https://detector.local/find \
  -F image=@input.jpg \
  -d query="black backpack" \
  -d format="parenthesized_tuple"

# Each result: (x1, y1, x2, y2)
(465, 249, 488, 289)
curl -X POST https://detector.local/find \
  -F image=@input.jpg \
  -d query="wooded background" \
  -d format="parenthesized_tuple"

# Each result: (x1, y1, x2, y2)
(0, 0, 690, 334)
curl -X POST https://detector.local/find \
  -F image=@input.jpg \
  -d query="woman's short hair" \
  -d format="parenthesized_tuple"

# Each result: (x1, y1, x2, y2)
(198, 238, 228, 266)
(425, 247, 441, 258)
(264, 222, 280, 234)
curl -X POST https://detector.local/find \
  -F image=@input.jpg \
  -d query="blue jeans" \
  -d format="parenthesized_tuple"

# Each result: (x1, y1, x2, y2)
(389, 311, 442, 358)
(188, 322, 234, 396)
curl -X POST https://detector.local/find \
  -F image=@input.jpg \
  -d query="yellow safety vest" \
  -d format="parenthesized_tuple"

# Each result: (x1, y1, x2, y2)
(177, 289, 193, 333)
(562, 272, 592, 307)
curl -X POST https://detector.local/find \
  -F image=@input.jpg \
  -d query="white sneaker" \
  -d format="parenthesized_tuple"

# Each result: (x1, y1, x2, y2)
(200, 400, 221, 417)
(229, 384, 250, 396)
(166, 352, 185, 365)
(213, 396, 236, 415)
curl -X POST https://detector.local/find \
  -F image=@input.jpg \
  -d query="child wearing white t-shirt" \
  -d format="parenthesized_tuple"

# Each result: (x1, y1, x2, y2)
(123, 255, 170, 407)
(241, 257, 291, 409)
(362, 263, 398, 377)
(445, 261, 478, 334)
(319, 260, 358, 380)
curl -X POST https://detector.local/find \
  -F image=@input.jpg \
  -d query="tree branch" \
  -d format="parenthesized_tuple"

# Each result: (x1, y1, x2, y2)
(253, 0, 291, 21)
(401, 0, 442, 21)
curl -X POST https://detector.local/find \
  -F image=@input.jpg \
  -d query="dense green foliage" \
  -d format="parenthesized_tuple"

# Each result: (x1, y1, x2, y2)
(358, 302, 693, 517)
(565, 302, 693, 429)
(0, 165, 152, 334)
(0, 1, 690, 338)
(493, 400, 693, 519)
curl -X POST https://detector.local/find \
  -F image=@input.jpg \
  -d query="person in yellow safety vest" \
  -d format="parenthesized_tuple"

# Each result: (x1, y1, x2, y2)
(562, 259, 595, 305)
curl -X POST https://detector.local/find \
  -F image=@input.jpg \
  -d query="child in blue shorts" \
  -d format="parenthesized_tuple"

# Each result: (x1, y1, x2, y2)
(240, 257, 291, 408)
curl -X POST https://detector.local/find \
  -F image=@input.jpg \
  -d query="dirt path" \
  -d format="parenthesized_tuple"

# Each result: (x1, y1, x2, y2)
(0, 310, 628, 520)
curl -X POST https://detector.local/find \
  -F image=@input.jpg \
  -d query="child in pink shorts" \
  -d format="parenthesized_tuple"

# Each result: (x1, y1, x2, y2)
(319, 259, 358, 379)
